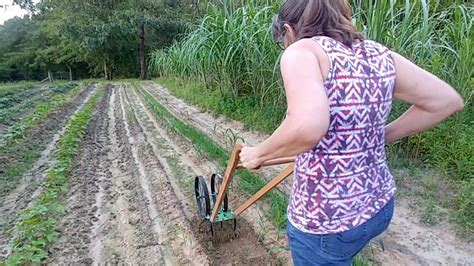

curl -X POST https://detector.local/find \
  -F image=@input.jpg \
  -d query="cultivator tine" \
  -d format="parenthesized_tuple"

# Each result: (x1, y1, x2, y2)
(196, 143, 294, 241)
(209, 222, 214, 237)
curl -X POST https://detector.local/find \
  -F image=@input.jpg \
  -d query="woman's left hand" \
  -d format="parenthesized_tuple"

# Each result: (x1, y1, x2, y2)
(240, 146, 264, 170)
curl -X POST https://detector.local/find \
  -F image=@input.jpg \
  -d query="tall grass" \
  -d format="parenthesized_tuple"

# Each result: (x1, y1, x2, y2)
(150, 1, 473, 230)
(150, 2, 283, 100)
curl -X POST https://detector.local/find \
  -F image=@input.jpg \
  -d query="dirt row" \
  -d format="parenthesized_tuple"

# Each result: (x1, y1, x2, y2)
(0, 84, 97, 259)
(142, 81, 474, 265)
(45, 84, 288, 264)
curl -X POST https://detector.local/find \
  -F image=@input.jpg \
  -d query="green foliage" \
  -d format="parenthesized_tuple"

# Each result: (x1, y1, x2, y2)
(456, 179, 474, 238)
(5, 88, 104, 265)
(0, 82, 82, 199)
(150, 2, 282, 99)
(351, 1, 473, 181)
(135, 82, 288, 230)
(0, 82, 34, 98)
(0, 82, 74, 124)
(0, 1, 194, 81)
(156, 77, 284, 133)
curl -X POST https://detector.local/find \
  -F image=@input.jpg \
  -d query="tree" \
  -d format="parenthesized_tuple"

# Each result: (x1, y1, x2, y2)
(0, 0, 192, 81)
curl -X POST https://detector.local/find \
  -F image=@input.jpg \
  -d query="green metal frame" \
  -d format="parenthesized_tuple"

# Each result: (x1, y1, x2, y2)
(207, 196, 235, 222)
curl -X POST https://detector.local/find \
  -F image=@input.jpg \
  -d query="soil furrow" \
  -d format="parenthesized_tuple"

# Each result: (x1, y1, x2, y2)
(90, 84, 151, 264)
(48, 85, 171, 264)
(116, 85, 173, 265)
(0, 84, 97, 259)
(47, 85, 110, 264)
(121, 85, 208, 265)
(128, 85, 288, 264)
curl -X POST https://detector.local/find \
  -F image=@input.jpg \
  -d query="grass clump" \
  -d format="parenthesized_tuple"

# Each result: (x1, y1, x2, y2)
(135, 83, 289, 230)
(4, 87, 104, 265)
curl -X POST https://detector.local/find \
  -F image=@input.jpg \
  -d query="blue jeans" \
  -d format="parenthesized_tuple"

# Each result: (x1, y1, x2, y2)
(287, 197, 395, 266)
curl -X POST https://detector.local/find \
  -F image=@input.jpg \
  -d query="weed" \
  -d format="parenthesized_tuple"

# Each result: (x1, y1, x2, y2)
(455, 179, 474, 240)
(420, 198, 440, 226)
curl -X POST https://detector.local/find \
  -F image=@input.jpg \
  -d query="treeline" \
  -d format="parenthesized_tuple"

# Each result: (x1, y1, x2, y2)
(0, 0, 202, 82)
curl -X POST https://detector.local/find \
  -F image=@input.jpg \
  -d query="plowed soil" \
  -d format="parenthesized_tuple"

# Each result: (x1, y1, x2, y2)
(45, 84, 287, 265)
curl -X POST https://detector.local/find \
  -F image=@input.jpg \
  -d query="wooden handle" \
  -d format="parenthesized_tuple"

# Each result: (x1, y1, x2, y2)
(210, 144, 242, 222)
(234, 163, 294, 216)
(210, 144, 296, 222)
(237, 157, 295, 169)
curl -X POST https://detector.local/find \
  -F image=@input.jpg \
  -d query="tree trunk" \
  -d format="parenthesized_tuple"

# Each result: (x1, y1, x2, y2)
(194, 0, 200, 16)
(68, 66, 73, 81)
(103, 60, 108, 80)
(139, 23, 147, 80)
(47, 70, 53, 83)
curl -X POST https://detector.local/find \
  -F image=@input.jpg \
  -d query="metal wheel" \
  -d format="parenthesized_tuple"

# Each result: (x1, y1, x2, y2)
(210, 173, 228, 212)
(195, 176, 211, 219)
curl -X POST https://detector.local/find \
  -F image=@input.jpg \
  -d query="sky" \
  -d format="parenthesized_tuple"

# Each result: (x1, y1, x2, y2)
(0, 0, 31, 25)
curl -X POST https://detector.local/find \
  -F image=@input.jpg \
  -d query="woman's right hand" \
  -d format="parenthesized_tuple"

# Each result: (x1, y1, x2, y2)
(384, 52, 464, 144)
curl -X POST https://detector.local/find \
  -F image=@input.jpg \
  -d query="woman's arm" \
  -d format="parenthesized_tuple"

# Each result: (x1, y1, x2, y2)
(240, 41, 330, 169)
(385, 52, 464, 144)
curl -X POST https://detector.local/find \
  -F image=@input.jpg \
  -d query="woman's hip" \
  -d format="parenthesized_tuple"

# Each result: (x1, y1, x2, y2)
(287, 197, 395, 265)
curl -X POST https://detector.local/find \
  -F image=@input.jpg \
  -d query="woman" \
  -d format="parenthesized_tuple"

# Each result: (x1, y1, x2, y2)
(239, 0, 464, 265)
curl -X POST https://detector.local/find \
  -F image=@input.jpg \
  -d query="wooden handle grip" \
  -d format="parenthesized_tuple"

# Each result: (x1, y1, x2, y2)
(237, 157, 295, 169)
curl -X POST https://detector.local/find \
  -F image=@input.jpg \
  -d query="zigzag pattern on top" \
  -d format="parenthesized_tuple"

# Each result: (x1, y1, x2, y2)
(288, 36, 397, 235)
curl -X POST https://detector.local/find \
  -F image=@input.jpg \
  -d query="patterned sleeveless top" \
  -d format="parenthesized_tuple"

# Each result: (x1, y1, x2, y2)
(288, 36, 397, 235)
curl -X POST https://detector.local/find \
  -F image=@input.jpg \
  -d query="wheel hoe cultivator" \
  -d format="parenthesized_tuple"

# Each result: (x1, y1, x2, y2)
(194, 144, 295, 236)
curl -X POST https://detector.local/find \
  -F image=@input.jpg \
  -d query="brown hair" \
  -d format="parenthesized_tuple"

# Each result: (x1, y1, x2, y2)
(272, 0, 363, 47)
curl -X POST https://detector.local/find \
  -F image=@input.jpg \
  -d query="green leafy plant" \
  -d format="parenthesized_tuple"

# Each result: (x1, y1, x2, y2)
(4, 87, 104, 265)
(0, 83, 84, 200)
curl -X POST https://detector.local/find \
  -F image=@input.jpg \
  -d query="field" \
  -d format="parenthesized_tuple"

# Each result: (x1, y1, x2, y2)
(0, 81, 289, 264)
(0, 1, 473, 264)
(0, 81, 472, 265)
